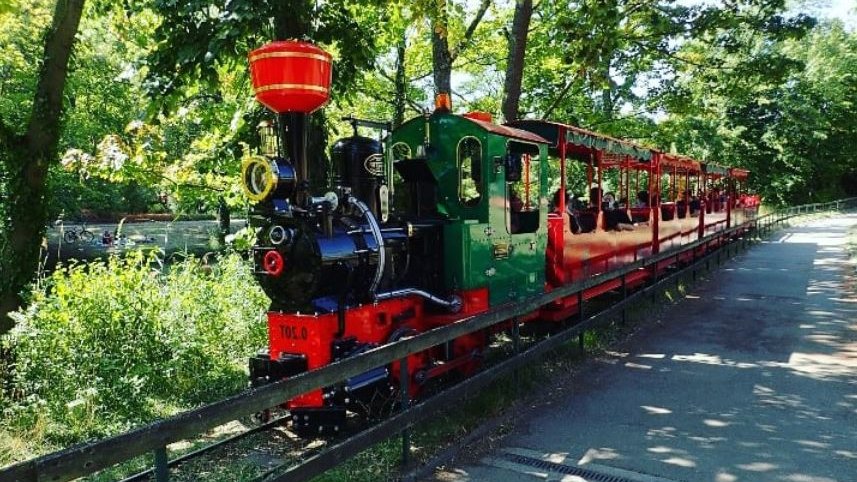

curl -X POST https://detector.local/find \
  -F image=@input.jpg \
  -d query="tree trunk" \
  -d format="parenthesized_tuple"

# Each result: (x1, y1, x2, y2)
(431, 9, 452, 97)
(393, 34, 407, 128)
(600, 77, 617, 120)
(501, 0, 533, 122)
(430, 0, 491, 100)
(274, 0, 313, 40)
(273, 0, 328, 190)
(0, 0, 86, 333)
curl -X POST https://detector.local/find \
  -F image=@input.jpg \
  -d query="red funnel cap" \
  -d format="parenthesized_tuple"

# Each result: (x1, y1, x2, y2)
(249, 41, 333, 114)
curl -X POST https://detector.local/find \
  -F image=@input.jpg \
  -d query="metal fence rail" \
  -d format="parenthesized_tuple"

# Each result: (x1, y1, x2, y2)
(3, 197, 855, 482)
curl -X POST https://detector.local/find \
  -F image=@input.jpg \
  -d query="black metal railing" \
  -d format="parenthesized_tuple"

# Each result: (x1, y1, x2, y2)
(3, 197, 855, 482)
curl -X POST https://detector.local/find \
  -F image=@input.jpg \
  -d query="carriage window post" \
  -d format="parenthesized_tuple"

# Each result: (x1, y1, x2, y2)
(559, 137, 567, 213)
(596, 151, 603, 215)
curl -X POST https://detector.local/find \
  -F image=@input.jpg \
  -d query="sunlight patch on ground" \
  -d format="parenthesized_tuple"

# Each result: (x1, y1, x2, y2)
(661, 456, 695, 468)
(576, 447, 620, 465)
(787, 350, 857, 379)
(737, 461, 778, 472)
(715, 472, 738, 482)
(641, 405, 672, 415)
(624, 362, 653, 370)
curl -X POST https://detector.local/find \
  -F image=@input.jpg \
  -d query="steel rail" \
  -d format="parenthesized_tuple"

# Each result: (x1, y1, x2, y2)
(117, 414, 292, 482)
(3, 198, 854, 482)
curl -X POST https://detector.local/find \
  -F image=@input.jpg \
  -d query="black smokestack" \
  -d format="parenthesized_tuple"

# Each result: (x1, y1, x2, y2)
(281, 112, 308, 186)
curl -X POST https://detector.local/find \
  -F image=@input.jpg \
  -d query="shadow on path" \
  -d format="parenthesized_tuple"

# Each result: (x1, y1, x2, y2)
(435, 214, 857, 482)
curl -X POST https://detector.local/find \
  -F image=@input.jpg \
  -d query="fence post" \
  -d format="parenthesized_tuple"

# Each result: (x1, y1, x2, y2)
(692, 248, 697, 282)
(577, 290, 585, 353)
(621, 274, 628, 325)
(399, 357, 410, 466)
(674, 255, 681, 292)
(512, 317, 520, 390)
(154, 447, 169, 482)
(650, 262, 659, 302)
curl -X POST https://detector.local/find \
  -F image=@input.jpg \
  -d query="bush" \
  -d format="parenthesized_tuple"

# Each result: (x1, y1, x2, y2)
(0, 251, 269, 459)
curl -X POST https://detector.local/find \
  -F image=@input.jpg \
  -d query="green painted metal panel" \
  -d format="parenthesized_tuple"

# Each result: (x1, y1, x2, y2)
(391, 113, 549, 306)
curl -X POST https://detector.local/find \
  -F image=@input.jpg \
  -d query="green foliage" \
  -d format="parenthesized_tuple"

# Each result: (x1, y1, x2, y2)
(0, 251, 268, 461)
(654, 19, 857, 205)
(48, 169, 161, 220)
(140, 0, 384, 111)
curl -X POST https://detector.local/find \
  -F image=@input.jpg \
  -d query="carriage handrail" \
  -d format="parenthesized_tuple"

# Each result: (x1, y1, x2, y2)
(3, 197, 856, 482)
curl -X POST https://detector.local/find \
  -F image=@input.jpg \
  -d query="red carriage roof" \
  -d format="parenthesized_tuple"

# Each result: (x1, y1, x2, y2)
(660, 154, 701, 173)
(730, 168, 750, 181)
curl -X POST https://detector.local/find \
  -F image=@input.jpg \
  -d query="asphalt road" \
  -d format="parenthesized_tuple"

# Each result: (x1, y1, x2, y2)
(432, 214, 857, 482)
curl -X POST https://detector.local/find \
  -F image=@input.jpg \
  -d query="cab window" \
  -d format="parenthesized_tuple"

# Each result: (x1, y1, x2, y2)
(391, 142, 412, 212)
(507, 141, 541, 234)
(458, 137, 482, 207)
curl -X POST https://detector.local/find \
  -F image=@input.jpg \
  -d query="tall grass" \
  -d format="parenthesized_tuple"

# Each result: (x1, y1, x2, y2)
(0, 251, 269, 465)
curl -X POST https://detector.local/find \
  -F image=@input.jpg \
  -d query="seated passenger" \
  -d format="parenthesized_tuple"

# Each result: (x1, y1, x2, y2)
(602, 192, 617, 210)
(552, 189, 563, 212)
(661, 203, 675, 221)
(676, 190, 689, 218)
(566, 192, 580, 212)
(634, 190, 649, 208)
(510, 189, 523, 233)
(576, 211, 597, 233)
(689, 194, 701, 215)
(589, 187, 602, 210)
(568, 210, 582, 234)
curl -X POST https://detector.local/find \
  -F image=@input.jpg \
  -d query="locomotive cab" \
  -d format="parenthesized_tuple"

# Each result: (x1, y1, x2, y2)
(390, 112, 549, 308)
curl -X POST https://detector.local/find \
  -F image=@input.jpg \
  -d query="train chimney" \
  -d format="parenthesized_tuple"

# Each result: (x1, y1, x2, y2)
(248, 41, 332, 191)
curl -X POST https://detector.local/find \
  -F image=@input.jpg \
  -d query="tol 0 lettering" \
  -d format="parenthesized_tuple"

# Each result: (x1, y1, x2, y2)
(281, 325, 309, 340)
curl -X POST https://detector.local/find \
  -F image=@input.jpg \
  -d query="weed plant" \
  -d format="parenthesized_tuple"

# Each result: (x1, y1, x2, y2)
(0, 251, 269, 465)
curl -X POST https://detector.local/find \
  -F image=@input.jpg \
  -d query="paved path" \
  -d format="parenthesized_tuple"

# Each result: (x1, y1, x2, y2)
(432, 214, 857, 482)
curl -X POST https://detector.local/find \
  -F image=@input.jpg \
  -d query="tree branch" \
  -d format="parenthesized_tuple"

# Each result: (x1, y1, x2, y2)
(155, 171, 226, 193)
(629, 39, 730, 72)
(356, 85, 423, 114)
(377, 68, 396, 84)
(450, 0, 491, 61)
(541, 75, 578, 119)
